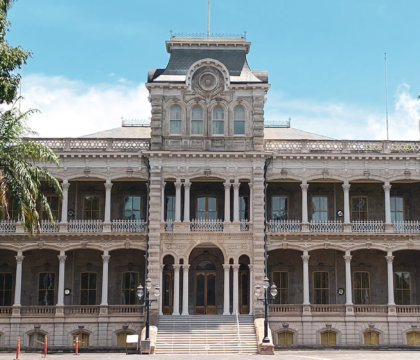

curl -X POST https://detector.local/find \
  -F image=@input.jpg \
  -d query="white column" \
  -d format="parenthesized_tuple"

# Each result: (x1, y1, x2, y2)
(159, 264, 163, 315)
(104, 180, 113, 223)
(13, 251, 24, 306)
(248, 264, 253, 315)
(223, 264, 230, 315)
(300, 181, 309, 223)
(61, 180, 70, 223)
(183, 180, 191, 222)
(249, 183, 253, 222)
(181, 264, 190, 315)
(224, 182, 231, 222)
(232, 264, 239, 314)
(233, 182, 240, 222)
(383, 182, 392, 224)
(302, 251, 310, 305)
(386, 252, 395, 305)
(343, 251, 352, 305)
(100, 251, 110, 306)
(342, 181, 351, 224)
(161, 182, 166, 222)
(57, 251, 67, 306)
(173, 264, 180, 315)
(175, 181, 182, 222)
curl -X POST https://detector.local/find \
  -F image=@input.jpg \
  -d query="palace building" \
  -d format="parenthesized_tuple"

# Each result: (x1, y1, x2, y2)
(1, 35, 420, 352)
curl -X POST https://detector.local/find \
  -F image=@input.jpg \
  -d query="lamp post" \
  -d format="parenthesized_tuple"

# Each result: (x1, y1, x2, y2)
(137, 278, 160, 341)
(254, 276, 278, 343)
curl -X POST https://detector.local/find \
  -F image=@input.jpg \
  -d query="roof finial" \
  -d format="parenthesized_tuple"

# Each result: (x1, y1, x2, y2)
(207, 0, 211, 38)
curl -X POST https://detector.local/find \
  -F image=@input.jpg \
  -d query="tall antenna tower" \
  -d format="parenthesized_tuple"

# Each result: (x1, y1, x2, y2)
(384, 52, 389, 140)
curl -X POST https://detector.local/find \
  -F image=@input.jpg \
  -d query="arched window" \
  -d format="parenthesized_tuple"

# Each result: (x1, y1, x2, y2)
(320, 330, 337, 345)
(277, 331, 294, 346)
(212, 106, 224, 135)
(170, 105, 182, 134)
(234, 106, 245, 135)
(191, 105, 203, 135)
(407, 331, 420, 345)
(364, 330, 379, 345)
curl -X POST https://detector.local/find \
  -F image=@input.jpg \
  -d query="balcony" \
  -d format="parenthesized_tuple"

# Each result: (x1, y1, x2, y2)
(0, 220, 148, 234)
(190, 219, 224, 232)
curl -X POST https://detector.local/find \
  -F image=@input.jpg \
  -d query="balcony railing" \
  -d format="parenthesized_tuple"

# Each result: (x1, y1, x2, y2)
(165, 219, 174, 232)
(267, 220, 301, 233)
(0, 307, 13, 316)
(68, 220, 103, 233)
(352, 220, 384, 233)
(240, 219, 249, 232)
(40, 220, 60, 233)
(0, 220, 16, 233)
(190, 219, 224, 232)
(63, 305, 100, 315)
(111, 220, 147, 233)
(108, 305, 144, 314)
(20, 306, 56, 315)
(310, 220, 343, 233)
(269, 304, 420, 314)
(393, 221, 420, 234)
(264, 139, 420, 154)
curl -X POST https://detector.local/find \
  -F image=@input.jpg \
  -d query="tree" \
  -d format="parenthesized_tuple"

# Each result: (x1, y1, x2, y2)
(0, 0, 62, 232)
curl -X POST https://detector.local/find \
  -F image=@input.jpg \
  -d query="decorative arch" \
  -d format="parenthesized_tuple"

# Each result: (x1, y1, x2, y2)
(186, 58, 230, 91)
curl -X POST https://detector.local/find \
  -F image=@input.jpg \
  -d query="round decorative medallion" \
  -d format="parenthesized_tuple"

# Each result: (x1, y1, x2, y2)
(198, 72, 218, 91)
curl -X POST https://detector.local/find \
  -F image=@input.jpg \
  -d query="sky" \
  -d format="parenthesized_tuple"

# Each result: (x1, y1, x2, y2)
(5, 0, 420, 140)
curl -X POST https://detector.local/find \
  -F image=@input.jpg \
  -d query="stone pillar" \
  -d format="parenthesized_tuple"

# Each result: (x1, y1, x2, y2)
(159, 264, 163, 315)
(224, 182, 231, 222)
(13, 251, 24, 306)
(383, 182, 392, 232)
(100, 251, 110, 306)
(173, 264, 180, 315)
(249, 182, 253, 222)
(161, 182, 166, 222)
(57, 251, 67, 306)
(61, 180, 70, 223)
(386, 252, 395, 305)
(301, 251, 310, 305)
(175, 181, 182, 222)
(181, 264, 190, 315)
(343, 251, 353, 305)
(342, 181, 351, 224)
(300, 181, 309, 231)
(248, 264, 253, 315)
(223, 264, 230, 315)
(233, 182, 240, 222)
(104, 180, 113, 223)
(232, 264, 239, 314)
(183, 180, 191, 222)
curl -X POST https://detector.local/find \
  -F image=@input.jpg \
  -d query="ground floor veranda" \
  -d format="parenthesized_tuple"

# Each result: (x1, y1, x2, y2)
(1, 245, 420, 348)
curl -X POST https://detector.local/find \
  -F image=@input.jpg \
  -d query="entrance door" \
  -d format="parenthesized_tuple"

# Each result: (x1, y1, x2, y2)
(239, 270, 249, 314)
(162, 271, 173, 314)
(195, 271, 216, 314)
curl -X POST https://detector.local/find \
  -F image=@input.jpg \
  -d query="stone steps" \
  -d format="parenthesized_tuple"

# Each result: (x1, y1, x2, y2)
(155, 315, 258, 354)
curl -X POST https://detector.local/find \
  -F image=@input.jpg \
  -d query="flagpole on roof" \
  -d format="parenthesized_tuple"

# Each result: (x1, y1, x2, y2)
(207, 0, 210, 38)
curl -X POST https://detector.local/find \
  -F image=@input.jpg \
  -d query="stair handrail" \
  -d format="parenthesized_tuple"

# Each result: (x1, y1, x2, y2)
(235, 310, 242, 349)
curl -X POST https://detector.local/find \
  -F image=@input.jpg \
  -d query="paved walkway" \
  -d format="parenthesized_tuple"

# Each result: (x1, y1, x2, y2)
(1, 350, 420, 360)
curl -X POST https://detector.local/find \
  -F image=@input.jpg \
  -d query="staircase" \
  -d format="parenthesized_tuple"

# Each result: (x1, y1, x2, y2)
(155, 315, 258, 354)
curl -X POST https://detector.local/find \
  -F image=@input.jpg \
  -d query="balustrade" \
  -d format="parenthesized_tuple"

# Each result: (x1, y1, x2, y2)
(165, 219, 174, 232)
(40, 220, 60, 233)
(111, 220, 147, 233)
(267, 220, 301, 233)
(108, 305, 144, 314)
(0, 307, 13, 315)
(352, 220, 384, 233)
(310, 221, 343, 233)
(190, 219, 224, 232)
(68, 220, 103, 233)
(63, 305, 100, 315)
(20, 306, 56, 315)
(393, 221, 420, 234)
(0, 220, 16, 233)
(240, 219, 249, 231)
(353, 305, 388, 313)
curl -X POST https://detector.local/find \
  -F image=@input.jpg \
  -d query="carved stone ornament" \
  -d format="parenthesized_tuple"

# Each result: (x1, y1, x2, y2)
(191, 66, 225, 97)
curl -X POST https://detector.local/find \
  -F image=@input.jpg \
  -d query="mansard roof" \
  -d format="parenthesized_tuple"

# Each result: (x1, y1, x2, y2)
(148, 37, 267, 84)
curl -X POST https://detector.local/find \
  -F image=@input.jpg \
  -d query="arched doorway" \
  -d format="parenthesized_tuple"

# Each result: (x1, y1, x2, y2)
(162, 255, 174, 315)
(189, 246, 224, 315)
(238, 255, 250, 314)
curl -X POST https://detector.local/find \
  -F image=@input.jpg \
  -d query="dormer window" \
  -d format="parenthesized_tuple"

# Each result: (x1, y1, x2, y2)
(213, 106, 224, 135)
(170, 105, 182, 135)
(191, 105, 203, 135)
(234, 106, 245, 135)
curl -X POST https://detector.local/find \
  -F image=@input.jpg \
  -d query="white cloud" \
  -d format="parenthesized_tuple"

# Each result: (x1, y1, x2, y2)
(19, 74, 151, 137)
(266, 85, 420, 140)
(17, 74, 420, 141)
